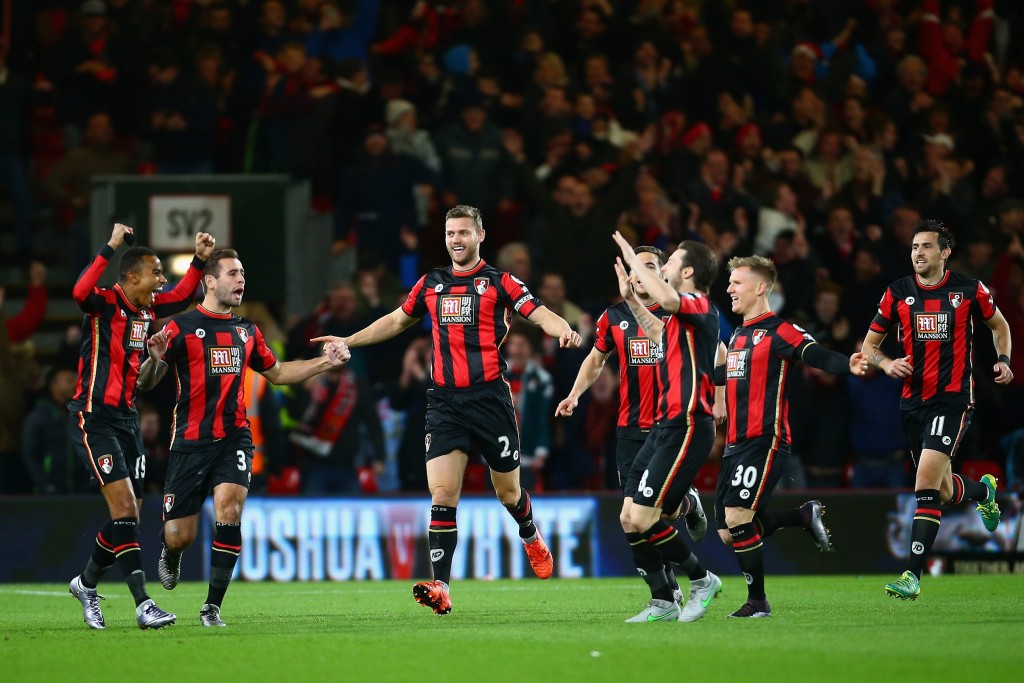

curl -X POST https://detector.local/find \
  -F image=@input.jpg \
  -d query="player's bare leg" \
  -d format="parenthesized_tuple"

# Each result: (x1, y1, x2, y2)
(493, 466, 553, 579)
(198, 483, 247, 627)
(414, 451, 468, 615)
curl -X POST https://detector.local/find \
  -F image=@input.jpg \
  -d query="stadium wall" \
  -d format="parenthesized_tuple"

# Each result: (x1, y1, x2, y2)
(1, 493, 1020, 582)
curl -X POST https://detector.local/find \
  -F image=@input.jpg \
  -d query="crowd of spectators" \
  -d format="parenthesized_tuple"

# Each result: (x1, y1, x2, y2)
(2, 0, 1024, 496)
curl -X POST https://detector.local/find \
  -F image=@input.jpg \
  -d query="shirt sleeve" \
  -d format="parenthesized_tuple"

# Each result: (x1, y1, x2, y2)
(869, 287, 897, 334)
(500, 272, 539, 318)
(774, 321, 816, 361)
(974, 280, 996, 321)
(401, 275, 429, 318)
(161, 320, 181, 363)
(250, 325, 279, 373)
(72, 245, 115, 313)
(593, 309, 612, 354)
(152, 257, 203, 317)
(673, 291, 712, 324)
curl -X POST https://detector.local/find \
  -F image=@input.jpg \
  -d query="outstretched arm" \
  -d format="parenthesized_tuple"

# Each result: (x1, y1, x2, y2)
(263, 340, 351, 385)
(802, 343, 868, 376)
(555, 347, 611, 417)
(312, 307, 419, 349)
(525, 306, 583, 348)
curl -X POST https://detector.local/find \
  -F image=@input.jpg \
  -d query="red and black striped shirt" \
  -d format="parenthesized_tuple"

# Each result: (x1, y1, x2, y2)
(870, 271, 996, 408)
(68, 246, 203, 415)
(162, 305, 278, 450)
(401, 260, 540, 388)
(725, 311, 815, 445)
(593, 301, 664, 436)
(657, 292, 720, 427)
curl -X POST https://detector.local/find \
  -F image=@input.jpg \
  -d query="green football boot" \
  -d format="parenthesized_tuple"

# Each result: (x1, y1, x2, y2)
(884, 570, 921, 600)
(976, 474, 1001, 532)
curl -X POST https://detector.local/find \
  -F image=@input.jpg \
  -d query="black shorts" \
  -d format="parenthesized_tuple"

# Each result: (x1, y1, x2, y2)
(424, 381, 521, 473)
(629, 418, 714, 513)
(69, 410, 146, 497)
(163, 431, 253, 521)
(617, 433, 648, 497)
(715, 435, 791, 529)
(902, 403, 973, 461)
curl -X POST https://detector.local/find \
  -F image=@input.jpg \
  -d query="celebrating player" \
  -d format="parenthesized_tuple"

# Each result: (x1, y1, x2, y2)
(68, 223, 214, 630)
(141, 249, 351, 627)
(862, 220, 1012, 600)
(609, 232, 724, 623)
(715, 255, 866, 618)
(314, 205, 582, 616)
(557, 245, 713, 620)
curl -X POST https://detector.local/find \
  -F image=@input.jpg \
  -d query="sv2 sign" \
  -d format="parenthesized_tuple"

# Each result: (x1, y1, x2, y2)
(149, 195, 232, 250)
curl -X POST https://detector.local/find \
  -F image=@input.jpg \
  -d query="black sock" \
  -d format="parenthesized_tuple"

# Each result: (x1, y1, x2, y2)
(664, 564, 680, 594)
(81, 521, 116, 589)
(907, 489, 942, 579)
(755, 508, 804, 538)
(949, 475, 988, 505)
(428, 505, 458, 585)
(626, 532, 672, 601)
(206, 522, 242, 607)
(504, 488, 538, 540)
(640, 520, 706, 581)
(111, 517, 148, 606)
(730, 522, 765, 601)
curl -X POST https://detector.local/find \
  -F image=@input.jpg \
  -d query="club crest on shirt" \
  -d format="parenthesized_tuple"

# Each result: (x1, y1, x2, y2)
(752, 329, 767, 345)
(627, 337, 661, 365)
(97, 454, 114, 475)
(163, 494, 175, 513)
(236, 326, 249, 342)
(474, 277, 489, 295)
(948, 292, 963, 308)
(208, 346, 243, 375)
(128, 319, 149, 351)
(439, 295, 474, 325)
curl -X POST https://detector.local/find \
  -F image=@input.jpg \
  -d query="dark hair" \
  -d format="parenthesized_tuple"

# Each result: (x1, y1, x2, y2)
(914, 219, 956, 251)
(118, 247, 157, 282)
(203, 248, 240, 278)
(445, 204, 483, 231)
(634, 245, 667, 267)
(678, 240, 718, 293)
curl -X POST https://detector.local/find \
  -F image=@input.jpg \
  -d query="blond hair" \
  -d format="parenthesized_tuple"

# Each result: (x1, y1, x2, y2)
(728, 254, 777, 291)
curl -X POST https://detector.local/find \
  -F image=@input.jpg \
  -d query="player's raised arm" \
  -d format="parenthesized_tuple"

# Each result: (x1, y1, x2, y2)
(615, 257, 664, 344)
(613, 231, 681, 313)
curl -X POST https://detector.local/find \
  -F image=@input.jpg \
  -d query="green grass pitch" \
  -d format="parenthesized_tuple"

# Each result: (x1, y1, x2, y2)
(2, 576, 1022, 682)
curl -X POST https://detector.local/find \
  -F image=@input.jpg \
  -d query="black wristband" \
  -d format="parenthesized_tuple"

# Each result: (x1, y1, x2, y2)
(998, 354, 1011, 366)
